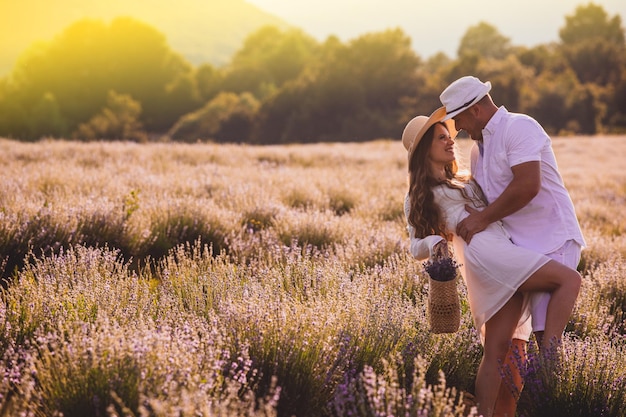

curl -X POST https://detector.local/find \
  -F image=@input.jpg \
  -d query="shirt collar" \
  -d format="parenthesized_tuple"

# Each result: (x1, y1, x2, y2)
(483, 106, 508, 137)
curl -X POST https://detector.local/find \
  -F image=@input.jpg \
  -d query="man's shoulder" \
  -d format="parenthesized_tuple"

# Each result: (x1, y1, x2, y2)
(501, 108, 538, 125)
(500, 110, 546, 138)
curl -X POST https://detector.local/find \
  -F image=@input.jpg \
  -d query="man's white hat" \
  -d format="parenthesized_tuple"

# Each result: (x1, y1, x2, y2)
(440, 76, 492, 121)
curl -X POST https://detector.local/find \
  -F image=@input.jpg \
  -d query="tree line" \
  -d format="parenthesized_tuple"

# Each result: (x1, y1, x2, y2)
(0, 3, 624, 143)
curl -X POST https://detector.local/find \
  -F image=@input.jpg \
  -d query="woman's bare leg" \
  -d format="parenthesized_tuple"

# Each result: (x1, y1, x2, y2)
(517, 260, 581, 349)
(494, 338, 527, 417)
(476, 293, 523, 417)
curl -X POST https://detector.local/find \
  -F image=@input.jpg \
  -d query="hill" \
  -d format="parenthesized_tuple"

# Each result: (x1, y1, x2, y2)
(0, 0, 292, 76)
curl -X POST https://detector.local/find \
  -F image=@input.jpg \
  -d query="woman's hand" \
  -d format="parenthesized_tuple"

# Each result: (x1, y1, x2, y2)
(433, 240, 449, 259)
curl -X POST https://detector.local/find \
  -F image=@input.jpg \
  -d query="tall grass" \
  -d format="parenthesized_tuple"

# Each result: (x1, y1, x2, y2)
(1, 136, 625, 416)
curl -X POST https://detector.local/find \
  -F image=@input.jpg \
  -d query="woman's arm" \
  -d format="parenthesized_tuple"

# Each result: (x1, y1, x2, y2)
(408, 228, 447, 260)
(405, 193, 447, 259)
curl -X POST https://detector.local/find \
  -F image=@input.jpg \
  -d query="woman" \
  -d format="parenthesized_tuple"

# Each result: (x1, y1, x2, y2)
(402, 107, 581, 417)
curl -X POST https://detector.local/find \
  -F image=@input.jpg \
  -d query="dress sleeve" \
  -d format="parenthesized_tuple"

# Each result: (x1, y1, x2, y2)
(404, 193, 446, 260)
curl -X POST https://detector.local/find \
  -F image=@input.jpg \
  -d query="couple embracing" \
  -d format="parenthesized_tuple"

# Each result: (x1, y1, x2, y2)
(402, 76, 585, 417)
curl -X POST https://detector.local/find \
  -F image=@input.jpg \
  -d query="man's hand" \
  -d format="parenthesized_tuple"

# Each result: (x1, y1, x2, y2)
(456, 205, 489, 244)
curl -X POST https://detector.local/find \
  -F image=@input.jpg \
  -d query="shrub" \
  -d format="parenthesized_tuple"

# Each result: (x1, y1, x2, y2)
(518, 336, 626, 417)
(140, 206, 231, 260)
(73, 91, 147, 142)
(329, 353, 475, 416)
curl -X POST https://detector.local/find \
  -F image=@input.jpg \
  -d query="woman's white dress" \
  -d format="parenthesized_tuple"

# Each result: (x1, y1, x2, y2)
(404, 180, 550, 343)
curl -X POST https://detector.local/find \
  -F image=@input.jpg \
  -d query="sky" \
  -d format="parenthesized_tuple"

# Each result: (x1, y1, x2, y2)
(245, 0, 626, 58)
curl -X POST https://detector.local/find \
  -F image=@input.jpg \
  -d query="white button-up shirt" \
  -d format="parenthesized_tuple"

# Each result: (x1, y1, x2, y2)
(471, 106, 585, 254)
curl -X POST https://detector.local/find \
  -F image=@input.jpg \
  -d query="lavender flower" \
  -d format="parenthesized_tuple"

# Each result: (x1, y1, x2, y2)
(423, 256, 460, 282)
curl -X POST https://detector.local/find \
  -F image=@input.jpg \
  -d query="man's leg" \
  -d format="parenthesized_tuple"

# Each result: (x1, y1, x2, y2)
(494, 338, 527, 417)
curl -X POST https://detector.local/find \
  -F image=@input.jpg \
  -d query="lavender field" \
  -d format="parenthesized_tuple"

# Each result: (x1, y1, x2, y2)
(0, 136, 625, 416)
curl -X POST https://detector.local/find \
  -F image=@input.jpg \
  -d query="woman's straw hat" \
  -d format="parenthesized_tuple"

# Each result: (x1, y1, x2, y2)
(402, 106, 457, 160)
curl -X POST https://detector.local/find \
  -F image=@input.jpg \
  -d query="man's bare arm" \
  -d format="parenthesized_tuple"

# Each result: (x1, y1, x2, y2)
(456, 161, 541, 243)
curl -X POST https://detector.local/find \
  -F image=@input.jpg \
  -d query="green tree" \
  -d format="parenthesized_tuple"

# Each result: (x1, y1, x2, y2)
(344, 29, 421, 115)
(457, 22, 512, 59)
(519, 69, 602, 135)
(163, 71, 201, 124)
(399, 52, 452, 123)
(73, 90, 147, 141)
(167, 92, 259, 143)
(423, 52, 453, 74)
(255, 29, 421, 143)
(30, 92, 67, 139)
(558, 3, 626, 85)
(606, 68, 626, 131)
(515, 44, 569, 76)
(441, 52, 482, 87)
(440, 22, 517, 116)
(6, 17, 196, 138)
(560, 3, 625, 45)
(565, 82, 604, 134)
(476, 55, 534, 112)
(0, 79, 29, 139)
(195, 63, 224, 103)
(221, 26, 319, 98)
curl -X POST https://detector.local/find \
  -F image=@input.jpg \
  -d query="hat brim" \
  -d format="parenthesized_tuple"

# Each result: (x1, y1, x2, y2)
(408, 106, 458, 162)
(442, 81, 492, 121)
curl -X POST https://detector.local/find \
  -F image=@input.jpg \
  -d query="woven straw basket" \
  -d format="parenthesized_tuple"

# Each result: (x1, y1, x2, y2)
(428, 276, 461, 334)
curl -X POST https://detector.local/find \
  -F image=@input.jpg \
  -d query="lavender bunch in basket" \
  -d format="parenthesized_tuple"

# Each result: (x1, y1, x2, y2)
(423, 256, 461, 282)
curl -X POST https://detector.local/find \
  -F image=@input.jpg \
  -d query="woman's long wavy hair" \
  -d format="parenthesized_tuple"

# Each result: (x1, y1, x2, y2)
(407, 122, 474, 239)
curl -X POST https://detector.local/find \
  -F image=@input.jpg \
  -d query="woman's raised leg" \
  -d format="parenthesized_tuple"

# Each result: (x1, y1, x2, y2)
(517, 260, 581, 348)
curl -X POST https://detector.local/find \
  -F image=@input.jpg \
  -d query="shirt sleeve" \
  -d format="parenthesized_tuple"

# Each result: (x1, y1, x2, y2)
(506, 117, 547, 167)
(404, 193, 446, 260)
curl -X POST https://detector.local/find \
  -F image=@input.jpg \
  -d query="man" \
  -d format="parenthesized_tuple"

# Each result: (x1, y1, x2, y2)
(439, 75, 585, 416)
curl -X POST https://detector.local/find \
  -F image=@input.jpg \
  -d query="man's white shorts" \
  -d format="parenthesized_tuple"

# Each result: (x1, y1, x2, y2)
(530, 239, 582, 332)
